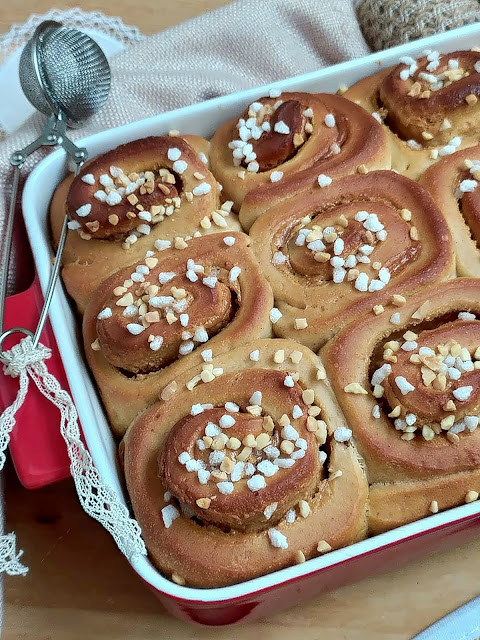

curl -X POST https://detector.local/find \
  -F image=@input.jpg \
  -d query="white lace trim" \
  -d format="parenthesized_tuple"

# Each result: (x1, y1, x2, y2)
(0, 8, 143, 61)
(0, 533, 28, 576)
(0, 336, 147, 576)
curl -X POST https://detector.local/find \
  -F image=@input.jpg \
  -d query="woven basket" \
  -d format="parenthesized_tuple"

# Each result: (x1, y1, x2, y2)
(358, 0, 480, 50)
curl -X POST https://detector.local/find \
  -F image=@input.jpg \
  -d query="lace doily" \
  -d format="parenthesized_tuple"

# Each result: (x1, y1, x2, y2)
(0, 8, 144, 64)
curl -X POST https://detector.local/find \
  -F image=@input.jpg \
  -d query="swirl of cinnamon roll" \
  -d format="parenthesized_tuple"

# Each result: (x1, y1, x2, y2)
(419, 144, 480, 277)
(50, 134, 241, 313)
(209, 90, 390, 228)
(345, 49, 480, 179)
(82, 232, 273, 435)
(247, 170, 454, 351)
(122, 339, 368, 587)
(323, 279, 480, 535)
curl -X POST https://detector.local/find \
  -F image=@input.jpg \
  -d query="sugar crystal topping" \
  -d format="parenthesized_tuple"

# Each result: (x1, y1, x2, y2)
(283, 208, 413, 295)
(167, 371, 330, 529)
(228, 95, 314, 170)
(370, 313, 480, 442)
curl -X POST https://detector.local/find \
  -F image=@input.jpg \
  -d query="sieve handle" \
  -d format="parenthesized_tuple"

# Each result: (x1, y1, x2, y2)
(0, 114, 63, 346)
(30, 112, 87, 347)
(32, 215, 68, 347)
(0, 165, 21, 344)
(0, 111, 87, 355)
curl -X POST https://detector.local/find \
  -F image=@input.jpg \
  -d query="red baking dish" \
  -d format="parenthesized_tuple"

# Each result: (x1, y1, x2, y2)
(16, 22, 480, 624)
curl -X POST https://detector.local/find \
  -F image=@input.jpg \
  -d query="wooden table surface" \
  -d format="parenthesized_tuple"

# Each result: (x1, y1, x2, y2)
(2, 2, 480, 639)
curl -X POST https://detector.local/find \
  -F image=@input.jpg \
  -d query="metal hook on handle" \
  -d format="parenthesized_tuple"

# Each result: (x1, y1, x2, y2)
(9, 113, 88, 167)
(0, 328, 35, 365)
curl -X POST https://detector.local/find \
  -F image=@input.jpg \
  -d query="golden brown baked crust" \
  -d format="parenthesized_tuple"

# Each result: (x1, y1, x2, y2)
(50, 134, 240, 313)
(122, 338, 368, 587)
(82, 232, 273, 435)
(247, 170, 455, 351)
(368, 468, 480, 535)
(53, 64, 480, 587)
(208, 91, 390, 228)
(345, 51, 480, 179)
(322, 278, 480, 534)
(419, 144, 480, 277)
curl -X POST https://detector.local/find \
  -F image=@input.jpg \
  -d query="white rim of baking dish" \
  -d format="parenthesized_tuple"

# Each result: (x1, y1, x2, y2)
(22, 21, 480, 603)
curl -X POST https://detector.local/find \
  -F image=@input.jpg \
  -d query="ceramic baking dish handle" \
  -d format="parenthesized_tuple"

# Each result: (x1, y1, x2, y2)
(0, 274, 72, 489)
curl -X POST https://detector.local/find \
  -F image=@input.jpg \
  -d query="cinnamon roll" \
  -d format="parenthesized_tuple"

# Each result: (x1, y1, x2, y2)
(419, 144, 480, 277)
(345, 49, 480, 179)
(323, 278, 480, 535)
(50, 134, 240, 313)
(122, 338, 368, 587)
(247, 170, 454, 351)
(209, 91, 390, 228)
(83, 232, 273, 435)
